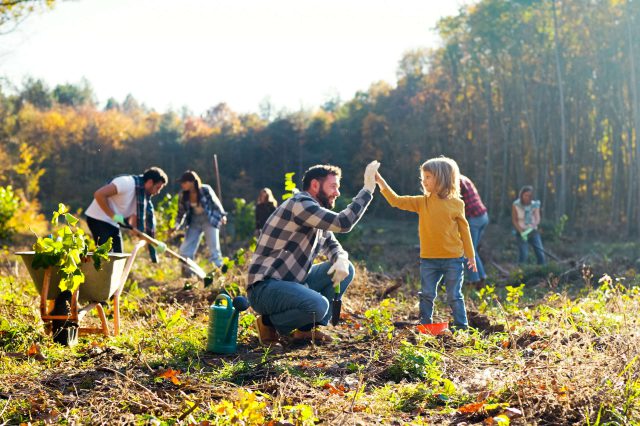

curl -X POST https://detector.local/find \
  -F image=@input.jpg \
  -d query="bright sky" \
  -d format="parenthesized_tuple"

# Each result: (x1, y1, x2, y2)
(1, 0, 470, 115)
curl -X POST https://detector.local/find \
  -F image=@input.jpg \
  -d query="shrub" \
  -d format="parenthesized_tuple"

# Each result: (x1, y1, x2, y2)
(32, 204, 112, 292)
(154, 193, 179, 241)
(231, 198, 255, 242)
(387, 341, 444, 382)
(0, 186, 20, 239)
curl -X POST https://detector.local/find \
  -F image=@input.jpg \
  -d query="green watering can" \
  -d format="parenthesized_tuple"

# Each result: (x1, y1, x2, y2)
(206, 294, 250, 354)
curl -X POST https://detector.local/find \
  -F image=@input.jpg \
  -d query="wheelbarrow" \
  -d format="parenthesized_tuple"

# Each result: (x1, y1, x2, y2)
(16, 240, 147, 345)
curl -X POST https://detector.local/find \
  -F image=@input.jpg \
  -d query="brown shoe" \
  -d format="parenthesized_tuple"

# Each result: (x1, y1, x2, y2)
(292, 329, 333, 344)
(255, 316, 279, 345)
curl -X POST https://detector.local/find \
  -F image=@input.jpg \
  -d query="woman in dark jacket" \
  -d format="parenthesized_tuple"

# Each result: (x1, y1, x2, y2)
(255, 187, 277, 233)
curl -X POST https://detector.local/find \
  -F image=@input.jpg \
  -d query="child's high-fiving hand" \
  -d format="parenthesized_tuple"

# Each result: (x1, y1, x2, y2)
(467, 257, 477, 272)
(375, 171, 388, 190)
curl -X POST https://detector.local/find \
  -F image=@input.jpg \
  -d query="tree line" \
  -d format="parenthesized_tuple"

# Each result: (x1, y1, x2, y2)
(1, 0, 639, 237)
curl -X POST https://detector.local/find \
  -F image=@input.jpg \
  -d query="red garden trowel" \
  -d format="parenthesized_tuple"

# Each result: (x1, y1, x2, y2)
(330, 278, 341, 326)
(120, 223, 207, 279)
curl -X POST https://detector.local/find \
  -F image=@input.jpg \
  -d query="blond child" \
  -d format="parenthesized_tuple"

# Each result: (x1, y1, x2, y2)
(376, 156, 476, 329)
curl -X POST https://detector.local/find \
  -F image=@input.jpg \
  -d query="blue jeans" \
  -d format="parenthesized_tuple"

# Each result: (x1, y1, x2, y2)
(515, 229, 546, 265)
(247, 261, 355, 335)
(466, 213, 489, 282)
(419, 258, 468, 329)
(179, 213, 223, 267)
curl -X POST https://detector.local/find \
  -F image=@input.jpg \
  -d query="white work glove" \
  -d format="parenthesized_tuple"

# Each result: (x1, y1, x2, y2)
(363, 160, 381, 193)
(327, 256, 350, 285)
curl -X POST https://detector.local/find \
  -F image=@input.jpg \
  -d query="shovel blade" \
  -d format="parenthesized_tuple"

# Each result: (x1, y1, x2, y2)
(185, 258, 207, 279)
(331, 298, 342, 326)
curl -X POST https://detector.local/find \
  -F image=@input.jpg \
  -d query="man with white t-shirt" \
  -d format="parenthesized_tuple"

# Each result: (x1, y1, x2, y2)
(85, 167, 168, 262)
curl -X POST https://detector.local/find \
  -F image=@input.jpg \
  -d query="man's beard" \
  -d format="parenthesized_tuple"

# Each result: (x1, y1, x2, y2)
(317, 187, 335, 209)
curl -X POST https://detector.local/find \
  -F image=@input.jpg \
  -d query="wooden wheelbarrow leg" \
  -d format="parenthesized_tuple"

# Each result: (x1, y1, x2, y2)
(78, 302, 109, 336)
(39, 268, 52, 321)
(112, 240, 147, 336)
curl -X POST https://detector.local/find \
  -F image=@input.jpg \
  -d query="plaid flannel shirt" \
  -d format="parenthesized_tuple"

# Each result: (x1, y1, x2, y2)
(460, 175, 487, 218)
(133, 175, 158, 263)
(246, 188, 373, 287)
(175, 184, 227, 230)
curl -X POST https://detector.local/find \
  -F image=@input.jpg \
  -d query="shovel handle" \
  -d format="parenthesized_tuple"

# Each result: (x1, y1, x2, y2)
(121, 224, 183, 261)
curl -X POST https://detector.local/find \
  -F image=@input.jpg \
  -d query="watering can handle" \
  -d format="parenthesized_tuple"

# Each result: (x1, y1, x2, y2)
(214, 294, 233, 311)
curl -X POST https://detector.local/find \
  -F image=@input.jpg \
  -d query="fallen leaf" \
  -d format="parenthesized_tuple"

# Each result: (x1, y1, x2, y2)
(158, 368, 182, 385)
(458, 401, 485, 414)
(352, 405, 366, 412)
(27, 343, 40, 357)
(556, 385, 570, 401)
(26, 344, 46, 361)
(323, 383, 345, 396)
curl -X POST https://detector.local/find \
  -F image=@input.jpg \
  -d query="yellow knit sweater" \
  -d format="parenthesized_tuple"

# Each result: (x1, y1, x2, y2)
(380, 187, 475, 260)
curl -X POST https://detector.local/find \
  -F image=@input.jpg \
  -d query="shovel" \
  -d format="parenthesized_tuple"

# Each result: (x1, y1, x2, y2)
(120, 223, 207, 279)
(330, 279, 341, 326)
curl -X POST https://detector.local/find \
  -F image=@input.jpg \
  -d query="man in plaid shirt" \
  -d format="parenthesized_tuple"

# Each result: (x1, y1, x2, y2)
(247, 161, 380, 345)
(459, 175, 489, 287)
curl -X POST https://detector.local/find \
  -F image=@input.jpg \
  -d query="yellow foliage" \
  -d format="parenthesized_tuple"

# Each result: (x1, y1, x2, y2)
(17, 104, 87, 152)
(8, 192, 47, 236)
(17, 103, 154, 155)
(183, 117, 215, 140)
(13, 143, 45, 201)
(0, 144, 12, 183)
(94, 109, 150, 148)
(211, 389, 267, 425)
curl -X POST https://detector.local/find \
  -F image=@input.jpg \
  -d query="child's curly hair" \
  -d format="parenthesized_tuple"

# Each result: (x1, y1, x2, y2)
(421, 156, 461, 199)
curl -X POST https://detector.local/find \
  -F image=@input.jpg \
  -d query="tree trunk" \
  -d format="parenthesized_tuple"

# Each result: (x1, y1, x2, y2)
(552, 0, 567, 219)
(627, 0, 640, 234)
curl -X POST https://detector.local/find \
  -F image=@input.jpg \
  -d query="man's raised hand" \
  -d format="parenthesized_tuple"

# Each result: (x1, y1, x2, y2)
(364, 160, 381, 192)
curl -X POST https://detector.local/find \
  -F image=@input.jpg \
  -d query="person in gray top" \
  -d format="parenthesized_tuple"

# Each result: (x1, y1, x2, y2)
(247, 161, 380, 345)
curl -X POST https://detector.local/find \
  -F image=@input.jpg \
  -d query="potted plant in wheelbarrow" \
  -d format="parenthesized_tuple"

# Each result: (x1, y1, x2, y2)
(16, 204, 118, 345)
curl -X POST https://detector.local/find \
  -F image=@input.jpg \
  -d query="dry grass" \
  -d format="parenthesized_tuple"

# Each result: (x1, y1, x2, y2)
(1, 241, 640, 425)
